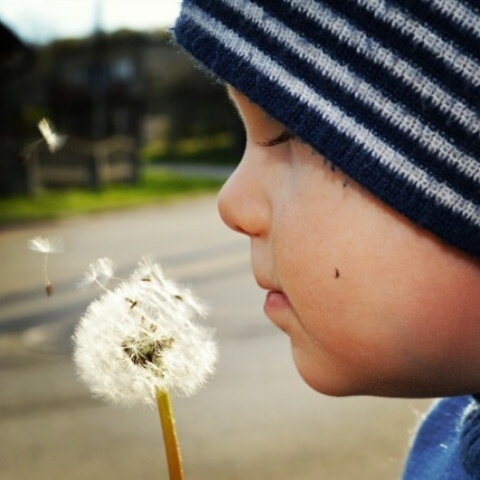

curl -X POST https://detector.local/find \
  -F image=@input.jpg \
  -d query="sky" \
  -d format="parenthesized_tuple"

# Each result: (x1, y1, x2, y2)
(0, 0, 182, 44)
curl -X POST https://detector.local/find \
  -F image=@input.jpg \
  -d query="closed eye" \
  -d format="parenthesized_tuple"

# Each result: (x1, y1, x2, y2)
(257, 129, 296, 147)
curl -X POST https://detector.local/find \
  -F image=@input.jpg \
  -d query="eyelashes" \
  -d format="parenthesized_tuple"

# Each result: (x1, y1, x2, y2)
(257, 129, 296, 147)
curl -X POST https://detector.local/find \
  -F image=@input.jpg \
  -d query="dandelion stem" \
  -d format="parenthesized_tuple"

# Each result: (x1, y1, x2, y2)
(156, 388, 184, 480)
(44, 253, 50, 284)
(43, 253, 54, 296)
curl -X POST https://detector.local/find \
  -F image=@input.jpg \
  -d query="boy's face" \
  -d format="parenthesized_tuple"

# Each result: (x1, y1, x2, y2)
(219, 86, 480, 398)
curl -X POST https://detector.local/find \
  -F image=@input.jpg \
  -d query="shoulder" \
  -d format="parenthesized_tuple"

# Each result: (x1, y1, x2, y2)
(403, 396, 480, 480)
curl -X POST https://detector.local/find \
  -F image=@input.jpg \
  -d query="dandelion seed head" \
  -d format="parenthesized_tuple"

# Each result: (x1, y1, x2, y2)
(73, 258, 217, 406)
(28, 236, 64, 254)
(38, 118, 67, 153)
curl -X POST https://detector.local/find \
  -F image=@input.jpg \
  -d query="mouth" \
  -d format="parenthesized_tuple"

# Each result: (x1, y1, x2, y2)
(264, 290, 290, 310)
(262, 288, 292, 333)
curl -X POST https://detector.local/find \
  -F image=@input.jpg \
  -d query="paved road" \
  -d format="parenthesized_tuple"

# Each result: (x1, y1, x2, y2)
(0, 195, 432, 480)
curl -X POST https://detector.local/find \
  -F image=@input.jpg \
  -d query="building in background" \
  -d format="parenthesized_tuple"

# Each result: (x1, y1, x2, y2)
(0, 27, 243, 195)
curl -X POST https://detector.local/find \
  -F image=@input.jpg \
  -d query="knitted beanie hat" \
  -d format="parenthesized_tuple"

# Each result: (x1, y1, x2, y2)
(173, 0, 480, 259)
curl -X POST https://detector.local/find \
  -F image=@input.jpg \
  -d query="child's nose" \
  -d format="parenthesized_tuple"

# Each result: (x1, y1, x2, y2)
(217, 154, 269, 237)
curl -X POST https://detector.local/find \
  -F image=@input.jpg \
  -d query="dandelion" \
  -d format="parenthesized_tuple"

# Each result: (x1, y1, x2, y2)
(28, 236, 64, 296)
(73, 257, 217, 480)
(74, 257, 216, 402)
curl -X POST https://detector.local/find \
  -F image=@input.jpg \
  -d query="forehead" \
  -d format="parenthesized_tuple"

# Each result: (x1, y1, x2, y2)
(226, 85, 251, 111)
(226, 85, 280, 124)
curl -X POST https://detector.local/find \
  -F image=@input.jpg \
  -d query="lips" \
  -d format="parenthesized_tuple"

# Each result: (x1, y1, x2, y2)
(264, 290, 290, 311)
(254, 273, 292, 330)
(263, 289, 292, 333)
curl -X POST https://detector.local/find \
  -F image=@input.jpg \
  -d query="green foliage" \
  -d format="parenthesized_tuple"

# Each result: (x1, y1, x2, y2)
(141, 133, 239, 165)
(0, 169, 223, 225)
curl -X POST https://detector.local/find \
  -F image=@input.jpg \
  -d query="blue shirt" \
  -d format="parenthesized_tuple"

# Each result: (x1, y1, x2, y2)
(403, 395, 480, 479)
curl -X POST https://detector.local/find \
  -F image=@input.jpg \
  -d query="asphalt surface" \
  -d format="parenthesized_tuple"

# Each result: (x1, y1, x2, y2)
(0, 195, 432, 480)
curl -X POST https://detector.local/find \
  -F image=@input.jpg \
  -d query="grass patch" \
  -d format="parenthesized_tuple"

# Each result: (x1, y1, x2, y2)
(141, 133, 241, 165)
(0, 169, 224, 225)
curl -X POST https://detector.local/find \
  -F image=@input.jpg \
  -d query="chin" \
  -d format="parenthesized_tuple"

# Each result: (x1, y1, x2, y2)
(295, 360, 457, 399)
(298, 369, 361, 397)
(291, 346, 363, 397)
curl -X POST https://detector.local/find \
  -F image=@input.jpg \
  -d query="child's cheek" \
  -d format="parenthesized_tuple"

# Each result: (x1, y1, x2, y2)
(275, 227, 479, 396)
(364, 246, 480, 395)
(398, 270, 480, 371)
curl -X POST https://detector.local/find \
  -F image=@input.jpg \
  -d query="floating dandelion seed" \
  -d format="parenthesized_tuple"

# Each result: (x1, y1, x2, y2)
(78, 257, 115, 291)
(73, 257, 217, 480)
(28, 236, 64, 296)
(20, 118, 67, 162)
(28, 236, 64, 254)
(37, 118, 67, 153)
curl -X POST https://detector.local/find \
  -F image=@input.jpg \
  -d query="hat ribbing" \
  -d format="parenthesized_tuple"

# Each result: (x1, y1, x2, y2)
(174, 0, 480, 258)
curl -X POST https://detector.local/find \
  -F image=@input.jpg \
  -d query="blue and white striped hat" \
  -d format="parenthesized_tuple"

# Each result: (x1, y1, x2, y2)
(174, 0, 480, 258)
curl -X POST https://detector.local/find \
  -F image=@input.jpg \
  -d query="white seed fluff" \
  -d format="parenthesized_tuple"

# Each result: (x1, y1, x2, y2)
(38, 118, 67, 153)
(28, 236, 64, 254)
(78, 257, 115, 289)
(73, 258, 217, 406)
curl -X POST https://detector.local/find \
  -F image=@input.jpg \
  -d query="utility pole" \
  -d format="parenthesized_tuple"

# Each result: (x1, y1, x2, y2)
(91, 0, 107, 140)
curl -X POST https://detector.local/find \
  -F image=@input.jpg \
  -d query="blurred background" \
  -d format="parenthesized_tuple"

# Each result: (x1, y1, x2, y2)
(0, 2, 432, 479)
(0, 0, 243, 203)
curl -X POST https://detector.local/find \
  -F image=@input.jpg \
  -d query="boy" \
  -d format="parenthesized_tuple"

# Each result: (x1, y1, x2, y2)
(173, 0, 480, 477)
